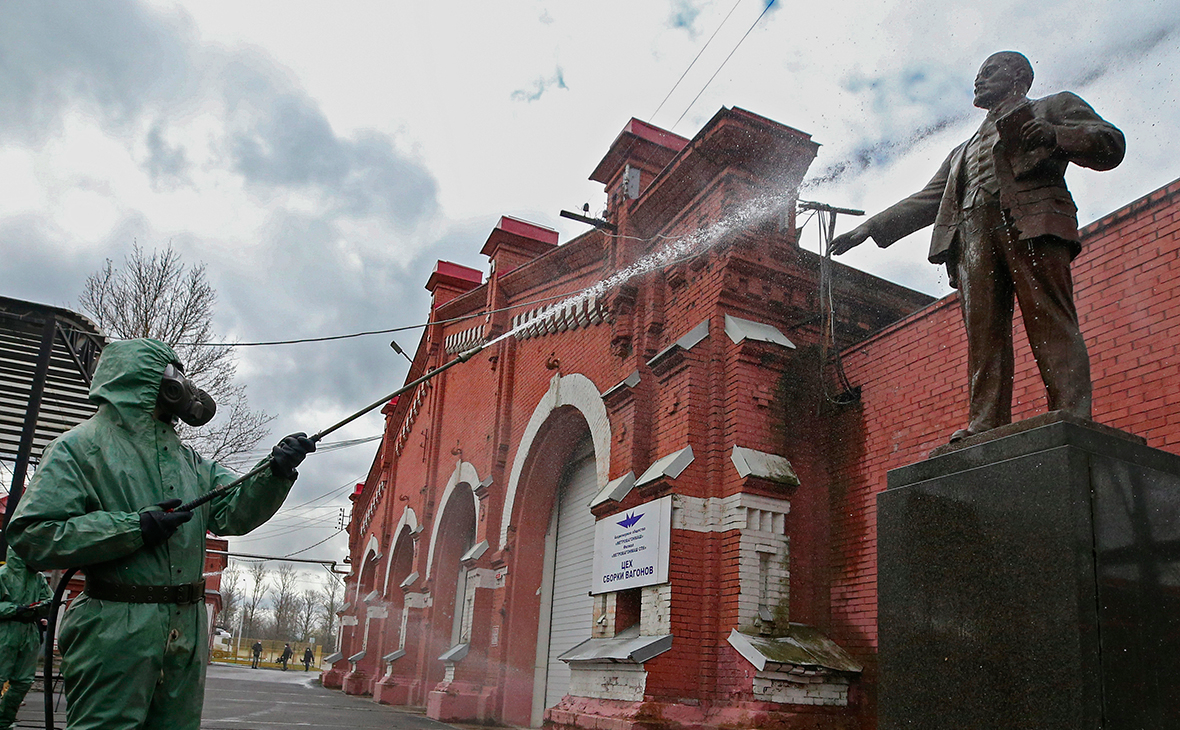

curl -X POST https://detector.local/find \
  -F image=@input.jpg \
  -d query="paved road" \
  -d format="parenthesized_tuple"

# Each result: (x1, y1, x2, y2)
(12, 663, 455, 730)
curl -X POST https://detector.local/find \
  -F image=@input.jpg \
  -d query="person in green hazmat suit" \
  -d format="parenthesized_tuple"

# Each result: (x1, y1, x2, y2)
(0, 546, 52, 729)
(7, 338, 315, 729)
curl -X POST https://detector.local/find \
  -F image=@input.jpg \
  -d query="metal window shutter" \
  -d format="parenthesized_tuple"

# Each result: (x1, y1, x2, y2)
(544, 450, 598, 708)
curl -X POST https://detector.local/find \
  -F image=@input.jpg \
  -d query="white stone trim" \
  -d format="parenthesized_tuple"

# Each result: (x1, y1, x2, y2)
(671, 494, 790, 628)
(731, 446, 800, 485)
(670, 493, 791, 533)
(635, 447, 694, 488)
(752, 671, 850, 706)
(498, 372, 611, 549)
(568, 665, 647, 702)
(425, 460, 482, 579)
(640, 584, 672, 636)
(404, 592, 431, 609)
(352, 535, 382, 606)
(510, 296, 607, 341)
(723, 314, 796, 349)
(444, 323, 487, 355)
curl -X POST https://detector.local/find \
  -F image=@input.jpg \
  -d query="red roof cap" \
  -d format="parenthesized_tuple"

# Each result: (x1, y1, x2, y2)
(480, 215, 559, 258)
(425, 260, 483, 293)
(590, 118, 689, 185)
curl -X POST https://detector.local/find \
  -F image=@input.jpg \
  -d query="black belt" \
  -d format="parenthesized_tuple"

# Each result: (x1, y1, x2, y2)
(85, 577, 206, 605)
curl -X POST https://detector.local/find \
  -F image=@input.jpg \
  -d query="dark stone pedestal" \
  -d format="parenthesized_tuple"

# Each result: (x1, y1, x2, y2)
(879, 416, 1180, 730)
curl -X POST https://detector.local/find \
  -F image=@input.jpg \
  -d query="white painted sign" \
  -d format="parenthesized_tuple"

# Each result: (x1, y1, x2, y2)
(591, 495, 672, 594)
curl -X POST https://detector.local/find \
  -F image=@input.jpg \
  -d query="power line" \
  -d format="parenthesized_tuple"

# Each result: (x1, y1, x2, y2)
(651, 0, 744, 122)
(275, 478, 360, 514)
(173, 289, 585, 348)
(673, 0, 779, 130)
(282, 530, 345, 559)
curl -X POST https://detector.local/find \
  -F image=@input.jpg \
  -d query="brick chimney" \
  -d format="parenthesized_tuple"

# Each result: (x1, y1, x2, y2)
(480, 216, 559, 277)
(590, 119, 688, 223)
(425, 260, 482, 309)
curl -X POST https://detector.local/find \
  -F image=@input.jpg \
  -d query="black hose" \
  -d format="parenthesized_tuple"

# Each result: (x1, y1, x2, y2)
(44, 567, 78, 730)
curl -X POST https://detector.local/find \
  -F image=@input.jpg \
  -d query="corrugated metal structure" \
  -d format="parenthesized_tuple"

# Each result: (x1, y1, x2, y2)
(0, 296, 106, 552)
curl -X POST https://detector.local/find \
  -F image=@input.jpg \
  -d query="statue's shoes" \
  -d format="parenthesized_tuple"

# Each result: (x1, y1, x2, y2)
(949, 428, 976, 442)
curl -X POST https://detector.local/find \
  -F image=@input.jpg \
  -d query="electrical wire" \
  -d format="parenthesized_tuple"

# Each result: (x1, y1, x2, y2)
(282, 530, 345, 559)
(651, 0, 744, 122)
(673, 0, 778, 130)
(175, 289, 587, 348)
(274, 478, 360, 514)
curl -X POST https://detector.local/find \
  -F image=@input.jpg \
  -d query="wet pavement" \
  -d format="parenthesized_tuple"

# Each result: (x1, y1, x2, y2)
(13, 663, 456, 730)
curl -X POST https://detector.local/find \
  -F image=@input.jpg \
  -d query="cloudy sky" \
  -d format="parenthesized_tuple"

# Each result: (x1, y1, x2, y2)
(3, 0, 1178, 592)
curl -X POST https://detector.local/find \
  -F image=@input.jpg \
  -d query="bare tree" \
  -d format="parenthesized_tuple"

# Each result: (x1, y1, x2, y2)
(243, 561, 270, 638)
(296, 589, 320, 642)
(218, 564, 241, 630)
(79, 244, 272, 463)
(270, 563, 301, 640)
(317, 576, 343, 651)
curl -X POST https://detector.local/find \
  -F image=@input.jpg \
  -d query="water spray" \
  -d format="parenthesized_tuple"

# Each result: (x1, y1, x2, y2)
(39, 185, 850, 728)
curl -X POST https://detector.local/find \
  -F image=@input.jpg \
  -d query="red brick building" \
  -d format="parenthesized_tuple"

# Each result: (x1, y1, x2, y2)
(324, 106, 1180, 729)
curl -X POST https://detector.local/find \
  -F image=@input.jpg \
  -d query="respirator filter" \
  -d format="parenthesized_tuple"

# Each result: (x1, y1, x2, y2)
(158, 363, 217, 427)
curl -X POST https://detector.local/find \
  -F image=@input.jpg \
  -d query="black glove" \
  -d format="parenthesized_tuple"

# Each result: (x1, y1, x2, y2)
(140, 499, 194, 548)
(270, 433, 316, 480)
(12, 604, 35, 622)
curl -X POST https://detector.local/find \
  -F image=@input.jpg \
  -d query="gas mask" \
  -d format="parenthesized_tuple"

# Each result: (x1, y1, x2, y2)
(157, 363, 217, 427)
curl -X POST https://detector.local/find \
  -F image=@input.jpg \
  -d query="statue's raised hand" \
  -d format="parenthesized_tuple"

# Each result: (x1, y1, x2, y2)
(829, 226, 871, 255)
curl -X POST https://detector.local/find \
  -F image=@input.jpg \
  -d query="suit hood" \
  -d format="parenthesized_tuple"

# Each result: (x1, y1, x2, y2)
(89, 338, 179, 431)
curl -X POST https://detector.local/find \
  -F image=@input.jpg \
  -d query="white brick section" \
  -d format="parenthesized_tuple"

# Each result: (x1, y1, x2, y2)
(568, 665, 647, 702)
(593, 592, 617, 638)
(404, 592, 432, 609)
(671, 493, 791, 533)
(499, 373, 611, 549)
(752, 671, 851, 706)
(460, 569, 478, 643)
(510, 296, 607, 341)
(467, 567, 499, 588)
(672, 493, 790, 629)
(641, 584, 672, 636)
(444, 323, 487, 355)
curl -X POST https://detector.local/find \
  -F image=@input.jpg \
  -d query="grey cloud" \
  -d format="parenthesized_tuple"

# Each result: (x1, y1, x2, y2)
(511, 67, 569, 102)
(0, 0, 439, 233)
(146, 125, 191, 186)
(0, 1, 192, 144)
(0, 216, 111, 308)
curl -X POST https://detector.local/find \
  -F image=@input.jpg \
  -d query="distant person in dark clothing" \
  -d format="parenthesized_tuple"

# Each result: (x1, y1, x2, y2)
(251, 641, 262, 669)
(279, 643, 293, 671)
(302, 647, 314, 671)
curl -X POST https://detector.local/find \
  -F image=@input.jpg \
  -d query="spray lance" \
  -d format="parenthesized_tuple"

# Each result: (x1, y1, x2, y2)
(40, 343, 487, 729)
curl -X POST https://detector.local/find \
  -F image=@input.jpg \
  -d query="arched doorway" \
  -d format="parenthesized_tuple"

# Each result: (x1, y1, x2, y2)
(426, 481, 477, 690)
(343, 539, 382, 695)
(499, 404, 603, 726)
(374, 524, 417, 704)
(532, 431, 597, 723)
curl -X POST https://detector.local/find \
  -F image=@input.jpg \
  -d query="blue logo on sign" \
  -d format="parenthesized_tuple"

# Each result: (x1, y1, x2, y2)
(617, 512, 642, 528)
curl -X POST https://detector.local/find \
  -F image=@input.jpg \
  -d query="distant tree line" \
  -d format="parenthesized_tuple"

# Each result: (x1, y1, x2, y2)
(218, 562, 343, 651)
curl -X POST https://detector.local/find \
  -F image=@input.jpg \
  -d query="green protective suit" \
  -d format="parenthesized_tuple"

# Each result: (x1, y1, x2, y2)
(0, 547, 51, 729)
(8, 338, 295, 730)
